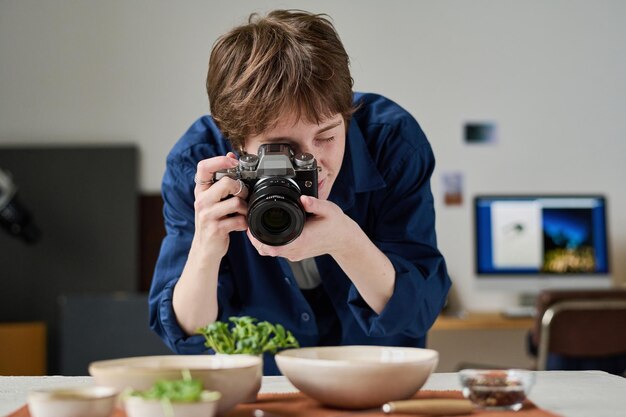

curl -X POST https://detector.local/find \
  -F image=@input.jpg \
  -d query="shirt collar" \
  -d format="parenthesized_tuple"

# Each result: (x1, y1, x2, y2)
(328, 117, 387, 211)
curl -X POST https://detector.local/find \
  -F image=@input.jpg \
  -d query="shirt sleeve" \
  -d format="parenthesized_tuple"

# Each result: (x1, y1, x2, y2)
(347, 139, 451, 339)
(148, 149, 235, 354)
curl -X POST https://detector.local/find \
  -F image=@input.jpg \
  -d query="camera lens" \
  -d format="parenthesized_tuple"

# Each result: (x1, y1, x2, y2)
(247, 177, 305, 246)
(261, 207, 291, 234)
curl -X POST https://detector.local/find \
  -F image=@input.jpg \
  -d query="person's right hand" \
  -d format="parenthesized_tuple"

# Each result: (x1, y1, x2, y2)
(191, 152, 249, 258)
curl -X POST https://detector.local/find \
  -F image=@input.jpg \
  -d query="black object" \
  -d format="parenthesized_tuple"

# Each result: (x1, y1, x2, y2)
(0, 146, 138, 373)
(0, 167, 41, 243)
(59, 293, 172, 375)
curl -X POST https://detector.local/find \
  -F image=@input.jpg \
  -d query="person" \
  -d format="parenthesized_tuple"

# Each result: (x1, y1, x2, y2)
(149, 9, 451, 375)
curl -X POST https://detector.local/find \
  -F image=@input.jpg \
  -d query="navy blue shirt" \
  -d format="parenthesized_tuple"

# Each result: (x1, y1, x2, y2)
(149, 93, 451, 375)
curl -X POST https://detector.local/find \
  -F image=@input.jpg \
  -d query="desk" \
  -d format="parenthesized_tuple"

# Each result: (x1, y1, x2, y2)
(1, 372, 626, 417)
(433, 312, 534, 331)
(429, 312, 535, 372)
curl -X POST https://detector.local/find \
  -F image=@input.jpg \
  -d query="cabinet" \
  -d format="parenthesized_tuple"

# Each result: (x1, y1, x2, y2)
(0, 322, 46, 375)
(428, 312, 535, 372)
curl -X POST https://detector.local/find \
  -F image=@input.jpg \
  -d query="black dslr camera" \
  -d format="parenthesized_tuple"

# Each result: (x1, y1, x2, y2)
(214, 143, 318, 246)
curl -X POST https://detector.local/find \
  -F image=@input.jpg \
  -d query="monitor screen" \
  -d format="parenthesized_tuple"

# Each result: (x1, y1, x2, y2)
(475, 195, 610, 279)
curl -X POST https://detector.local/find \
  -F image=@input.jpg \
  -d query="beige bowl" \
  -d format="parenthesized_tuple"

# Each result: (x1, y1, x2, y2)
(27, 386, 118, 417)
(275, 345, 438, 409)
(89, 355, 262, 414)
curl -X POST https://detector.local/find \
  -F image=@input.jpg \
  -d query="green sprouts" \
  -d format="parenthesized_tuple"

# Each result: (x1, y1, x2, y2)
(196, 316, 300, 355)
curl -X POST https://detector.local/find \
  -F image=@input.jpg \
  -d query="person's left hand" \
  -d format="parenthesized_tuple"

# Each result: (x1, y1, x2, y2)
(247, 195, 353, 261)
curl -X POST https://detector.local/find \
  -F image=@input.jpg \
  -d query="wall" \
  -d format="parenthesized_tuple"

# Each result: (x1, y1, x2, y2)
(1, 0, 625, 311)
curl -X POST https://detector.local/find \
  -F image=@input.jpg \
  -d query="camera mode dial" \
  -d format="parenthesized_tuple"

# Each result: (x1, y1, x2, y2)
(239, 154, 259, 170)
(294, 152, 315, 168)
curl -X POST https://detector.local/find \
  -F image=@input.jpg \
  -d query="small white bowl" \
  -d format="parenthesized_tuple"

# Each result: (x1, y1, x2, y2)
(89, 355, 262, 414)
(27, 386, 118, 417)
(124, 392, 221, 417)
(275, 345, 439, 409)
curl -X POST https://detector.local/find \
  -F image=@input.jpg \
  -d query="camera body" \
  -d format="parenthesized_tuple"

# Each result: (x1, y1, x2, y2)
(214, 143, 318, 246)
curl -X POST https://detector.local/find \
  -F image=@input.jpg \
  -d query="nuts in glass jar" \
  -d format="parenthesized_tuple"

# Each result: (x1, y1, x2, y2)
(459, 369, 535, 411)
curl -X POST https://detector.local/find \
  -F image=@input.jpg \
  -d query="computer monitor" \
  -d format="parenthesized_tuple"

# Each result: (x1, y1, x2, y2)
(474, 195, 612, 308)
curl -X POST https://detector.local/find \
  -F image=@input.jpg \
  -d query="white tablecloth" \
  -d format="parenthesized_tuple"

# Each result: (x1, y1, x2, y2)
(2, 371, 625, 417)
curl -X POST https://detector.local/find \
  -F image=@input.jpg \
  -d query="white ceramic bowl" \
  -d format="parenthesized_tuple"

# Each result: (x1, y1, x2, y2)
(275, 345, 439, 409)
(89, 355, 262, 414)
(124, 392, 221, 417)
(27, 386, 118, 417)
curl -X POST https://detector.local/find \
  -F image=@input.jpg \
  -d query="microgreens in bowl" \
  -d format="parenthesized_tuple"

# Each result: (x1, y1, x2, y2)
(130, 370, 218, 402)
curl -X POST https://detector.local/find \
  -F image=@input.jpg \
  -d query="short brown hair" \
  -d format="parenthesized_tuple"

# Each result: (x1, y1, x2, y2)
(206, 10, 355, 152)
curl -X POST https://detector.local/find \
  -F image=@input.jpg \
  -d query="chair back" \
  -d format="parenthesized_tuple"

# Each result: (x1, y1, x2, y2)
(532, 289, 626, 370)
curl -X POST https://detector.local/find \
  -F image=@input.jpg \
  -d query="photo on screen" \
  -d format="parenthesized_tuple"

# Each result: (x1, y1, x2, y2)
(542, 207, 596, 273)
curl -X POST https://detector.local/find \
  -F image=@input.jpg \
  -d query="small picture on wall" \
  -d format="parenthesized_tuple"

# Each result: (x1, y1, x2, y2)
(464, 122, 497, 145)
(441, 171, 464, 206)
